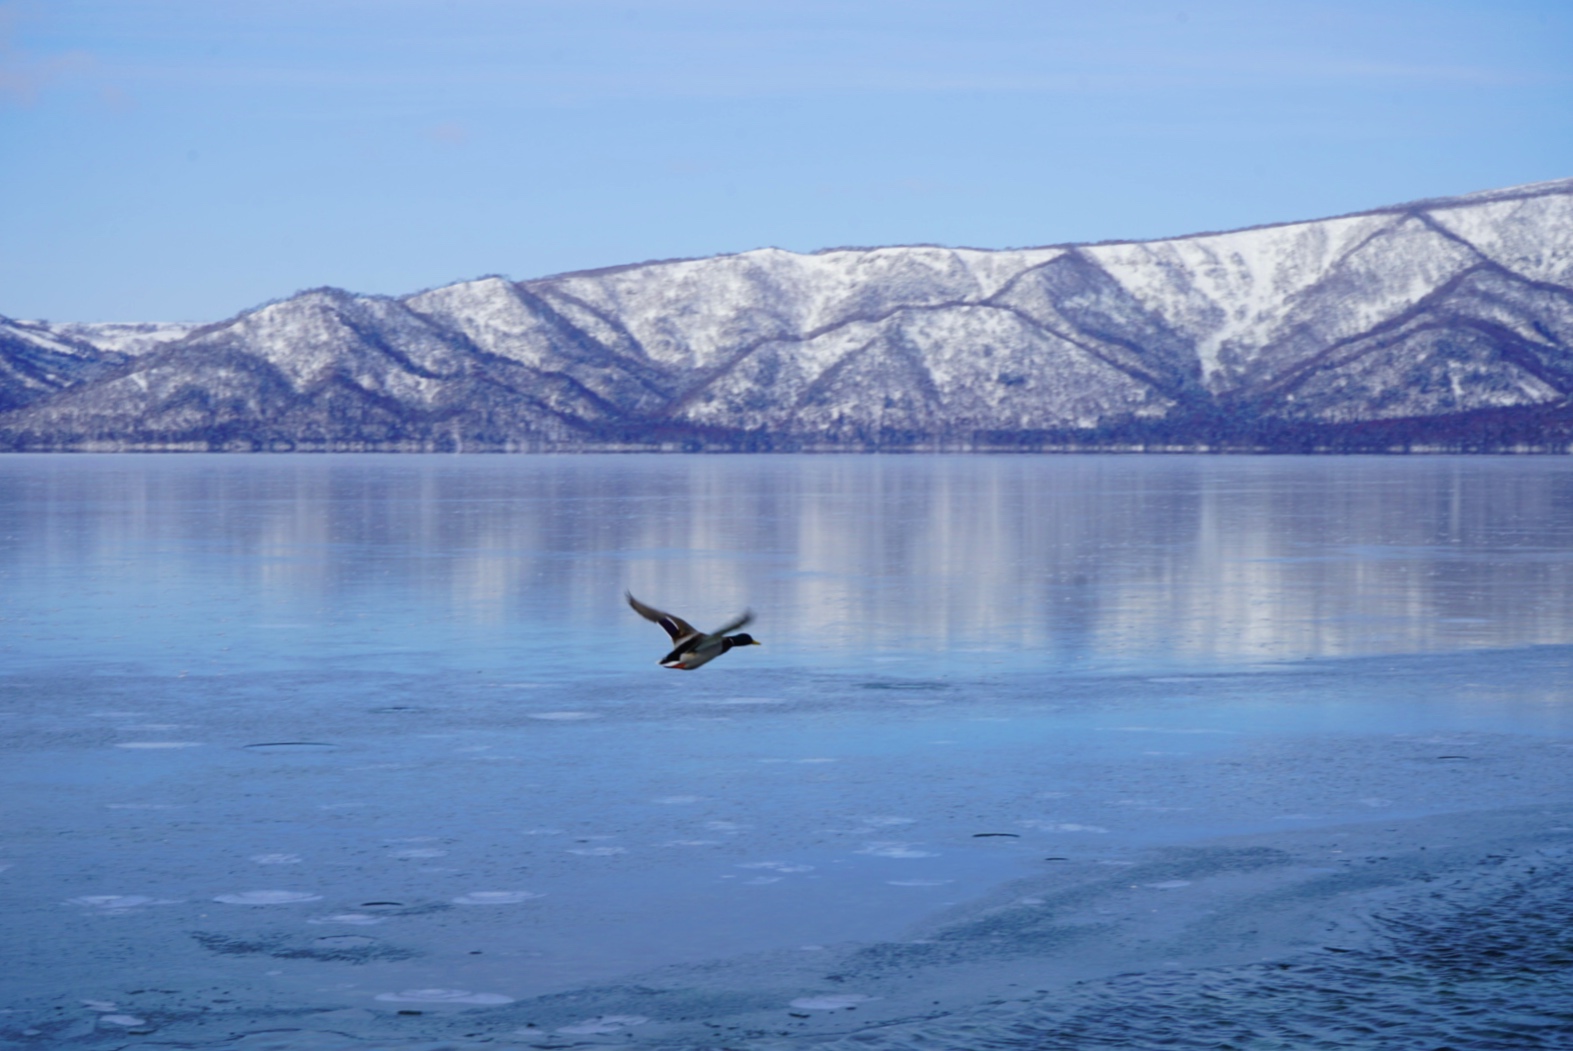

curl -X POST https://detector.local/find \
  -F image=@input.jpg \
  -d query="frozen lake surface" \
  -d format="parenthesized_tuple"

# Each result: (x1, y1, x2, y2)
(3, 454, 1572, 1049)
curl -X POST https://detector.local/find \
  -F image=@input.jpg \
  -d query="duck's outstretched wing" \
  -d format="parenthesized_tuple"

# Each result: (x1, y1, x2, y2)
(710, 609, 753, 637)
(626, 592, 699, 642)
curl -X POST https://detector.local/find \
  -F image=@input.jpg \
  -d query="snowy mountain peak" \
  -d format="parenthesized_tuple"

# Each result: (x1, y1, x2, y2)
(5, 178, 1573, 451)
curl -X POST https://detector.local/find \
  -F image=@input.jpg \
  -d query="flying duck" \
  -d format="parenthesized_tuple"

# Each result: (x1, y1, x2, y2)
(626, 592, 760, 670)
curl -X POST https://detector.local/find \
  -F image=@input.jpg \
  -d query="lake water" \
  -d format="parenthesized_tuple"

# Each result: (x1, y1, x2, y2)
(3, 454, 1572, 1049)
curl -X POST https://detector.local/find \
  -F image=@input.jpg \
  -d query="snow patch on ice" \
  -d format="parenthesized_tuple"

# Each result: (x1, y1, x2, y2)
(67, 895, 181, 911)
(555, 1015, 650, 1035)
(857, 842, 938, 858)
(452, 891, 542, 905)
(790, 994, 877, 1010)
(1106, 726, 1237, 735)
(99, 1014, 147, 1027)
(740, 861, 815, 873)
(213, 890, 322, 905)
(375, 989, 514, 1005)
(1021, 821, 1109, 833)
(308, 914, 385, 926)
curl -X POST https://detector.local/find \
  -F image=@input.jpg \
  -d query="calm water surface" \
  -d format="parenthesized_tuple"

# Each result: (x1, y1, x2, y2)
(3, 454, 1572, 1048)
(5, 453, 1573, 676)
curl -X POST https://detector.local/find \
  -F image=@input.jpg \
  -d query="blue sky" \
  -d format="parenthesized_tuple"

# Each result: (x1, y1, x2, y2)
(2, 0, 1569, 322)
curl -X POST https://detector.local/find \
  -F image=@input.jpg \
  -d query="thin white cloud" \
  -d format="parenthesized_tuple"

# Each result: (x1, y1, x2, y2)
(0, 3, 95, 106)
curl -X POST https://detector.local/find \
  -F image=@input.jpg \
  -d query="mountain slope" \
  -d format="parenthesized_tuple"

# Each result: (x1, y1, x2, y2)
(5, 178, 1572, 451)
(0, 318, 125, 412)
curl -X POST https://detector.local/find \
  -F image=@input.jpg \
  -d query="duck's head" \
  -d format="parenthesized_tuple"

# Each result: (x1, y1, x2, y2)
(727, 633, 762, 647)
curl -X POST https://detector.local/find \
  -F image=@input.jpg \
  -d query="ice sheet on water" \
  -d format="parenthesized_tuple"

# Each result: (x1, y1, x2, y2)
(813, 851, 1573, 1051)
(9, 457, 1573, 1049)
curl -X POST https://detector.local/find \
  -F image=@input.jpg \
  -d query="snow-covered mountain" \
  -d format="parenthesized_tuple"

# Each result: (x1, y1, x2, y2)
(0, 318, 126, 413)
(5, 178, 1572, 451)
(47, 321, 201, 357)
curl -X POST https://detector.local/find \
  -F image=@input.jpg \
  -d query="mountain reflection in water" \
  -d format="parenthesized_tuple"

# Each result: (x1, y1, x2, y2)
(2, 454, 1571, 675)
